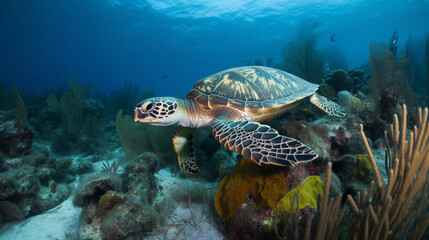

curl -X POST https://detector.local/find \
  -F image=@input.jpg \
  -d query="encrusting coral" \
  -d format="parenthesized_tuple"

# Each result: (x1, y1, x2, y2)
(274, 176, 324, 215)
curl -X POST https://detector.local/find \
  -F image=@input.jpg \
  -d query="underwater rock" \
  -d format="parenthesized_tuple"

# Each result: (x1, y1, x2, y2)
(76, 154, 160, 240)
(22, 145, 50, 166)
(0, 200, 26, 222)
(14, 166, 40, 197)
(0, 171, 17, 199)
(0, 121, 33, 157)
(36, 166, 55, 186)
(123, 152, 159, 204)
(78, 192, 157, 240)
(100, 197, 156, 239)
(280, 116, 365, 160)
(0, 165, 58, 222)
(73, 173, 122, 208)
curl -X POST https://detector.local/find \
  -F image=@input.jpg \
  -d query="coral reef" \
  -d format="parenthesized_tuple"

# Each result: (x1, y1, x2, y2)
(75, 153, 160, 239)
(324, 69, 353, 92)
(216, 160, 326, 240)
(306, 105, 429, 240)
(280, 116, 365, 160)
(0, 147, 72, 224)
(0, 121, 33, 157)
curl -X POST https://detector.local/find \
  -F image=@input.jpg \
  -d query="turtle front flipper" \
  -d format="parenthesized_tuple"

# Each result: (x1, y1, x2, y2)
(310, 93, 347, 117)
(211, 119, 318, 166)
(172, 126, 199, 174)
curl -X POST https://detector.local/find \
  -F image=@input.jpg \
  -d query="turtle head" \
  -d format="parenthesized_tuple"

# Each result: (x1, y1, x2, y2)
(134, 97, 181, 126)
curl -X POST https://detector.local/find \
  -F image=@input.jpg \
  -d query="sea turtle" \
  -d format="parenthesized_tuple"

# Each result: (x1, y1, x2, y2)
(134, 66, 346, 174)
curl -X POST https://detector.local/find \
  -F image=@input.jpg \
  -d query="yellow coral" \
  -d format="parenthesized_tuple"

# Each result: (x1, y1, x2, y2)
(351, 154, 375, 184)
(274, 175, 324, 214)
(214, 158, 287, 220)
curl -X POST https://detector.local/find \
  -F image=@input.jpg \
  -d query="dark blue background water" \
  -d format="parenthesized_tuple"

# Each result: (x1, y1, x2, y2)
(1, 0, 429, 98)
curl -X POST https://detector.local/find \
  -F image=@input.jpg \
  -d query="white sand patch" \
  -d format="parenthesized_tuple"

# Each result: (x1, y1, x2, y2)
(149, 168, 225, 240)
(0, 197, 81, 240)
(149, 203, 225, 240)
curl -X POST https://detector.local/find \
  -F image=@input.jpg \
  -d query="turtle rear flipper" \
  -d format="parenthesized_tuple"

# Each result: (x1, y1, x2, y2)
(310, 93, 347, 117)
(211, 119, 318, 166)
(172, 126, 199, 174)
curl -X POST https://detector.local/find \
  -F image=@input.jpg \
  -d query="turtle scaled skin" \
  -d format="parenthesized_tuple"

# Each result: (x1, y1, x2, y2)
(134, 66, 346, 174)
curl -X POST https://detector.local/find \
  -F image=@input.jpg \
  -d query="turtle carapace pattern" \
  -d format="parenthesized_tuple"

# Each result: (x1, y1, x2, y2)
(134, 66, 346, 174)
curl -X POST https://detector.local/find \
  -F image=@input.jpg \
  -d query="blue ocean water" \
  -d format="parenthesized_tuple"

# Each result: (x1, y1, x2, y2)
(1, 0, 429, 98)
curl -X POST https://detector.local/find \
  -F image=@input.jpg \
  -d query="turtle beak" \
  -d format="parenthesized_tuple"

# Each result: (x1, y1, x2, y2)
(134, 108, 145, 122)
(134, 108, 162, 124)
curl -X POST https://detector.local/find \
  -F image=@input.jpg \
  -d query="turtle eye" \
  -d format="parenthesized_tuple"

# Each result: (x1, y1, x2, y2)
(142, 101, 155, 112)
(146, 102, 154, 111)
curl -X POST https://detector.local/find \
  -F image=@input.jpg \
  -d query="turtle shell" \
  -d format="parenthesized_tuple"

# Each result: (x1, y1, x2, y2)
(186, 66, 318, 118)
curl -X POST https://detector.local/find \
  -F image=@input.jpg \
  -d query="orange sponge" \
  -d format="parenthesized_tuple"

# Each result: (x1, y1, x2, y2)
(214, 158, 288, 220)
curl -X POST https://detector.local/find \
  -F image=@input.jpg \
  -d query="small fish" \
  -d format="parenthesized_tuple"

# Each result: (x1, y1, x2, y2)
(330, 34, 336, 42)
(389, 30, 398, 57)
(161, 75, 168, 79)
